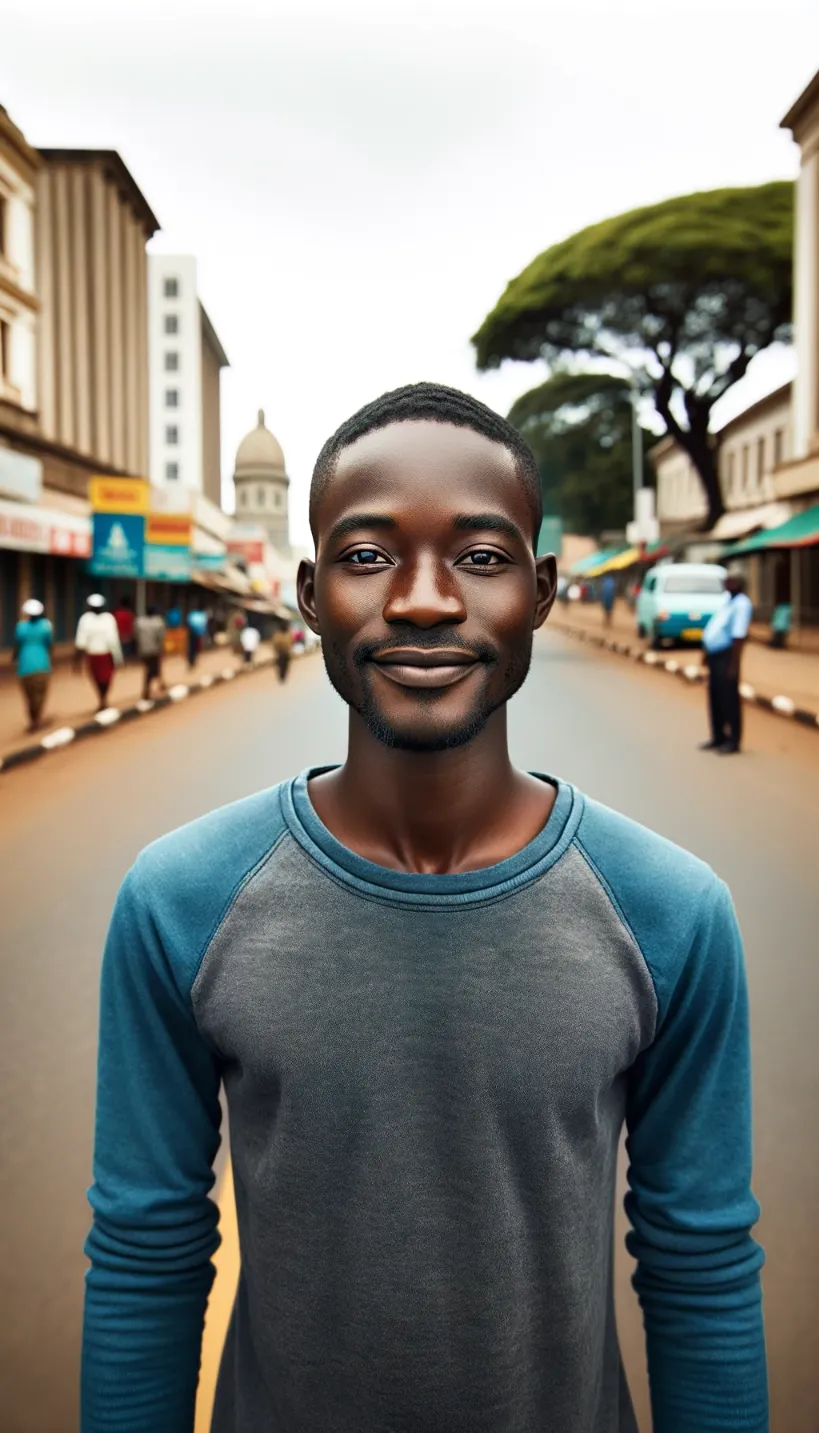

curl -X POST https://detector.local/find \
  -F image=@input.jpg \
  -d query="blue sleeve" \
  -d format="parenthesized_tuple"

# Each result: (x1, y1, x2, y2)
(575, 801, 767, 1433)
(81, 860, 223, 1433)
(625, 879, 768, 1432)
(81, 786, 287, 1433)
(730, 597, 753, 640)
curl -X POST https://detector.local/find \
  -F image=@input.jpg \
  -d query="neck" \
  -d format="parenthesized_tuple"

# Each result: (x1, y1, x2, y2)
(311, 707, 551, 875)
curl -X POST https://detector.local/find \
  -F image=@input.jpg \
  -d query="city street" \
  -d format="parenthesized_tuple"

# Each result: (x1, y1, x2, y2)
(1, 629, 818, 1433)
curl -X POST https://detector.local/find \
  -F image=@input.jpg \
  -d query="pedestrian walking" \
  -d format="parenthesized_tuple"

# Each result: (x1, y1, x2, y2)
(113, 596, 136, 662)
(134, 605, 166, 700)
(272, 621, 293, 681)
(74, 594, 123, 712)
(239, 622, 261, 665)
(84, 383, 767, 1433)
(186, 602, 208, 669)
(14, 598, 53, 733)
(699, 571, 753, 755)
(600, 572, 616, 626)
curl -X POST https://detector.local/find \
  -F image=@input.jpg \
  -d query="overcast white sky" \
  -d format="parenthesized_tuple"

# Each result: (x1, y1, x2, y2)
(2, 0, 816, 546)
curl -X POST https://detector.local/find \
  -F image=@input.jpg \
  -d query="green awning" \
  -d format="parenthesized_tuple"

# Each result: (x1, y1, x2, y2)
(722, 503, 819, 558)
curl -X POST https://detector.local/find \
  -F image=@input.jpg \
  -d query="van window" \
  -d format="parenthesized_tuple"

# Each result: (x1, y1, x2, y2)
(661, 572, 725, 595)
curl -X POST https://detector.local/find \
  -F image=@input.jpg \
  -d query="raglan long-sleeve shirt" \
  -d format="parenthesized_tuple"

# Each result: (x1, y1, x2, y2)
(81, 768, 768, 1433)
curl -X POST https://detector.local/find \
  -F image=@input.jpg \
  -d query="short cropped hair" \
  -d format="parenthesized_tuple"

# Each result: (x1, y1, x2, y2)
(309, 382, 543, 551)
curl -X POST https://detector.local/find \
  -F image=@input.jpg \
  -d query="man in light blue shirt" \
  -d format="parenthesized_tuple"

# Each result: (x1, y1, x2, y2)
(700, 572, 753, 755)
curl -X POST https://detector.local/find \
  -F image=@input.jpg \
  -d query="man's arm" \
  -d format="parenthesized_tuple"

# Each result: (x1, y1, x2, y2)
(728, 596, 753, 679)
(81, 859, 223, 1433)
(624, 879, 768, 1432)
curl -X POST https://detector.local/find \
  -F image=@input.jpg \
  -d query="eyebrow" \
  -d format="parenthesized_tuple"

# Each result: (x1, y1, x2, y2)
(326, 511, 525, 547)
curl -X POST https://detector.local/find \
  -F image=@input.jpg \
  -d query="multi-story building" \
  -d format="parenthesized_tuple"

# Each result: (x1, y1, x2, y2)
(148, 253, 229, 509)
(0, 118, 160, 650)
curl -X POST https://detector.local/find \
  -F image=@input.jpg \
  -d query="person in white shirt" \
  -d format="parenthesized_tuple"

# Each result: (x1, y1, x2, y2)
(699, 572, 753, 755)
(74, 594, 124, 712)
(239, 622, 261, 665)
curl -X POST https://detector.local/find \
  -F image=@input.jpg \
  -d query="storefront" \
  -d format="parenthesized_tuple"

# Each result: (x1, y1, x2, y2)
(0, 495, 92, 650)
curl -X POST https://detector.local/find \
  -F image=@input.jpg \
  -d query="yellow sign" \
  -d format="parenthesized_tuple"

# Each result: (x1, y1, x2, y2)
(90, 476, 149, 515)
(146, 513, 192, 547)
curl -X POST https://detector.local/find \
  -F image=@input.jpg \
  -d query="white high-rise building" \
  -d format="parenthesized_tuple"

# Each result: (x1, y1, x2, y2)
(148, 253, 229, 507)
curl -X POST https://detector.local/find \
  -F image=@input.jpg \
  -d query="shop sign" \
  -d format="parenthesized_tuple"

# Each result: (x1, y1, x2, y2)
(89, 476, 150, 516)
(0, 497, 91, 556)
(146, 513, 192, 547)
(91, 512, 145, 577)
(143, 543, 192, 581)
(0, 446, 42, 504)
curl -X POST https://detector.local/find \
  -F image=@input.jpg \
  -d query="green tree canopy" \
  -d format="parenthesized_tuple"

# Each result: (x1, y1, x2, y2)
(473, 183, 794, 529)
(507, 372, 654, 539)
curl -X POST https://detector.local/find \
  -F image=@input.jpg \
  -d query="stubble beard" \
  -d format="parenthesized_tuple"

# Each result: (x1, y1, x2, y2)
(321, 636, 534, 753)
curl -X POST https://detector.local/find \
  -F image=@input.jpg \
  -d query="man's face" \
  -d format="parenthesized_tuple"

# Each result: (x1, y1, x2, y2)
(298, 421, 556, 753)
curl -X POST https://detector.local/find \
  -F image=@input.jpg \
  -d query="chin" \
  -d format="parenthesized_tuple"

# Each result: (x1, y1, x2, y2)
(360, 699, 493, 753)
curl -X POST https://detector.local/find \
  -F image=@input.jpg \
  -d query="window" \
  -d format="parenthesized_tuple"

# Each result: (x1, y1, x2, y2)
(165, 389, 179, 408)
(0, 319, 9, 379)
(274, 489, 281, 508)
(166, 462, 179, 481)
(757, 436, 765, 485)
(164, 314, 179, 335)
(164, 351, 179, 372)
(727, 451, 735, 493)
(662, 573, 726, 596)
(165, 425, 179, 445)
(164, 277, 179, 298)
(741, 445, 749, 492)
(257, 486, 266, 507)
(774, 428, 784, 465)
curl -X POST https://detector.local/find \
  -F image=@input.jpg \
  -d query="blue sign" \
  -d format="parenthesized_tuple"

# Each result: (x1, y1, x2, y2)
(192, 552, 227, 572)
(143, 543, 192, 581)
(91, 512, 145, 577)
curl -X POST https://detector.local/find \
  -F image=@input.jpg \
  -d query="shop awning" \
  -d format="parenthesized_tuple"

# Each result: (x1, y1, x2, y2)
(568, 547, 620, 577)
(709, 502, 794, 542)
(722, 502, 819, 558)
(586, 546, 639, 576)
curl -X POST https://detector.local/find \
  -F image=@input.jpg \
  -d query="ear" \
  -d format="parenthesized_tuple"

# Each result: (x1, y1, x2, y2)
(296, 559, 321, 635)
(533, 554, 558, 630)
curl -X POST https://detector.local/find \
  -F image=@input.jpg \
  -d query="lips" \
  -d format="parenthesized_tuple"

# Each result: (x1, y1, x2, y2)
(370, 650, 482, 690)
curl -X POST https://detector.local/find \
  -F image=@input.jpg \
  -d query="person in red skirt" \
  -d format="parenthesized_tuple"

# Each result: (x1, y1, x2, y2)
(74, 594, 124, 712)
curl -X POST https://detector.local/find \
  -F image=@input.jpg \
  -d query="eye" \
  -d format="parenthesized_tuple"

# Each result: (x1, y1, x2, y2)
(343, 548, 391, 566)
(460, 549, 510, 568)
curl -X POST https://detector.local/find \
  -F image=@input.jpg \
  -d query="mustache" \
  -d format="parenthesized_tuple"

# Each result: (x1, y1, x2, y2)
(354, 632, 497, 668)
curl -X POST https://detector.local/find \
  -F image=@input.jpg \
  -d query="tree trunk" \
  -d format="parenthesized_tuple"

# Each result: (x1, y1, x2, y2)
(653, 380, 724, 532)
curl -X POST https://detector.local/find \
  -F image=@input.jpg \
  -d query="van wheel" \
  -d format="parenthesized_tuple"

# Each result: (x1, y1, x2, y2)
(637, 623, 646, 638)
(650, 628, 664, 650)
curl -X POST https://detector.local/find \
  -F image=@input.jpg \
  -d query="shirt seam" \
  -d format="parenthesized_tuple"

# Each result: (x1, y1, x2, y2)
(572, 835, 659, 1040)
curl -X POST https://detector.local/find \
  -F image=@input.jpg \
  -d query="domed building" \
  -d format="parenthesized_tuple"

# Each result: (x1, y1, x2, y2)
(233, 410, 291, 556)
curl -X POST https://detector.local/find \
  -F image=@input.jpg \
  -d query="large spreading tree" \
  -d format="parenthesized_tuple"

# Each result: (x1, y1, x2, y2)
(473, 183, 794, 530)
(507, 372, 654, 537)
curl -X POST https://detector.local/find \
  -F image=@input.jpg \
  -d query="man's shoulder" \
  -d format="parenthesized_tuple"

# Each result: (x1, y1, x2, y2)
(128, 782, 293, 968)
(573, 794, 721, 995)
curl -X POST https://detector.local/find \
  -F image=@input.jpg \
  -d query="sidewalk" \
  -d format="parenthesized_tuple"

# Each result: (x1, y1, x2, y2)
(0, 644, 255, 765)
(552, 601, 819, 714)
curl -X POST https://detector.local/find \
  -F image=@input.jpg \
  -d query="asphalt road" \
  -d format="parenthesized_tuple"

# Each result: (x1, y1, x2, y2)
(1, 631, 818, 1433)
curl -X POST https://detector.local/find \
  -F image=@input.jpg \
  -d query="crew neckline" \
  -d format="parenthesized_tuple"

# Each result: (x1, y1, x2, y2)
(281, 766, 583, 907)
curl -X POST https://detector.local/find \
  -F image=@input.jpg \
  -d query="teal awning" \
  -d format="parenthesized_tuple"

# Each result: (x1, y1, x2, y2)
(722, 503, 819, 558)
(568, 546, 622, 577)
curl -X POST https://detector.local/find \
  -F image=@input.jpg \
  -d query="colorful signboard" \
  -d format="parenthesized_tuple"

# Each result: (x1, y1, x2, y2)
(146, 512, 192, 547)
(89, 476, 149, 516)
(90, 512, 145, 577)
(0, 497, 90, 556)
(143, 543, 192, 580)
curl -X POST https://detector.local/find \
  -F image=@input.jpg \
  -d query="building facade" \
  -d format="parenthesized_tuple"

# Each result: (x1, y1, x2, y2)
(0, 119, 161, 652)
(233, 411, 291, 555)
(148, 253, 229, 509)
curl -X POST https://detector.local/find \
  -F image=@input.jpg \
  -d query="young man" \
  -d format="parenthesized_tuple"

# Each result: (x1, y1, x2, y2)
(82, 384, 767, 1433)
(700, 572, 754, 755)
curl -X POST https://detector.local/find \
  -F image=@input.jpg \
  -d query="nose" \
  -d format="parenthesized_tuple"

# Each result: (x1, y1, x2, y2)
(381, 553, 467, 628)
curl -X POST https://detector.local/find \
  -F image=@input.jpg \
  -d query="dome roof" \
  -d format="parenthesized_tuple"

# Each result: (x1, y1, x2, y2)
(234, 410, 286, 477)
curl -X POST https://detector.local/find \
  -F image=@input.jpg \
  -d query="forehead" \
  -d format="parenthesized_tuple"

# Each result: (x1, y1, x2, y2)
(319, 420, 527, 528)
